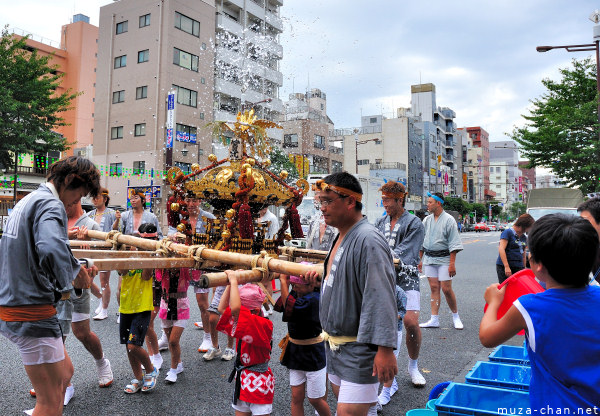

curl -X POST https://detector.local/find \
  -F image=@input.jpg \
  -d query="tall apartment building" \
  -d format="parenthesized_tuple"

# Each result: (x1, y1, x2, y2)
(488, 161, 510, 204)
(332, 110, 421, 209)
(94, 0, 285, 213)
(461, 126, 496, 202)
(410, 83, 461, 199)
(518, 161, 536, 191)
(1, 15, 98, 204)
(280, 89, 342, 175)
(214, 0, 284, 126)
(490, 140, 519, 204)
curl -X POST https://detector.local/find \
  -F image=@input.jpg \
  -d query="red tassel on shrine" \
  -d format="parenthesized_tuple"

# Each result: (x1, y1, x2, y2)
(238, 203, 254, 238)
(289, 204, 304, 238)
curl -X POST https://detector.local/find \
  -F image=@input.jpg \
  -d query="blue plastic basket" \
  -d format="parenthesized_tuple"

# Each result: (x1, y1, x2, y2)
(435, 382, 529, 416)
(427, 399, 439, 410)
(465, 361, 531, 391)
(407, 410, 438, 416)
(488, 345, 530, 366)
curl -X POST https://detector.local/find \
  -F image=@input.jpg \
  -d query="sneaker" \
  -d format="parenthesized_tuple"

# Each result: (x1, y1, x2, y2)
(24, 410, 34, 416)
(198, 335, 212, 353)
(390, 378, 399, 396)
(165, 369, 178, 384)
(151, 354, 163, 371)
(97, 358, 114, 387)
(175, 362, 184, 374)
(408, 365, 426, 387)
(64, 384, 74, 406)
(94, 301, 103, 316)
(221, 348, 235, 361)
(158, 333, 169, 351)
(453, 315, 464, 330)
(142, 367, 159, 393)
(377, 386, 391, 406)
(93, 309, 108, 320)
(193, 321, 203, 329)
(419, 317, 439, 328)
(203, 347, 221, 361)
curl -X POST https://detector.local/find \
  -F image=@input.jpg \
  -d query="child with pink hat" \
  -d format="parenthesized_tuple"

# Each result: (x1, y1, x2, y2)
(216, 271, 274, 415)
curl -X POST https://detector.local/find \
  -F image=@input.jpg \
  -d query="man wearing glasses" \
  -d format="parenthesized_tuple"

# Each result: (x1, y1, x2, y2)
(305, 172, 397, 416)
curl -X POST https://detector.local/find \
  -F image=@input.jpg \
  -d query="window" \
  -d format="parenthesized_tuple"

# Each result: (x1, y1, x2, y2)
(496, 167, 501, 173)
(116, 21, 128, 34)
(175, 123, 197, 143)
(175, 161, 191, 174)
(314, 134, 325, 149)
(114, 55, 127, 68)
(112, 90, 125, 104)
(134, 123, 146, 136)
(199, 112, 204, 120)
(111, 126, 123, 140)
(174, 11, 200, 37)
(283, 134, 298, 148)
(357, 159, 369, 165)
(370, 117, 377, 123)
(173, 85, 197, 107)
(173, 48, 198, 72)
(136, 86, 148, 99)
(489, 167, 494, 172)
(138, 49, 149, 63)
(110, 163, 123, 176)
(139, 14, 150, 28)
(133, 161, 145, 175)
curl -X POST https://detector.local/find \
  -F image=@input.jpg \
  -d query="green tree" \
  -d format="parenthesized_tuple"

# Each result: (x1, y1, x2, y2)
(0, 28, 76, 170)
(471, 203, 486, 221)
(268, 147, 299, 184)
(444, 196, 468, 216)
(510, 58, 599, 193)
(508, 202, 527, 220)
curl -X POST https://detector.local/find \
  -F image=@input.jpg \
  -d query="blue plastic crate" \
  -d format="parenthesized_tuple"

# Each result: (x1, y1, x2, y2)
(488, 345, 530, 366)
(435, 382, 529, 416)
(465, 361, 531, 391)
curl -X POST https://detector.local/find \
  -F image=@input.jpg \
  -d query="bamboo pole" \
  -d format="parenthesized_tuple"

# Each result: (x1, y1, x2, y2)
(71, 250, 164, 259)
(279, 246, 401, 268)
(69, 240, 114, 248)
(85, 230, 323, 278)
(87, 257, 196, 271)
(200, 263, 325, 288)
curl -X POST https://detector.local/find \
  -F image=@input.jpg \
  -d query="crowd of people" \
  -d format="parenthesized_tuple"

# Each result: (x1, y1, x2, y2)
(0, 157, 599, 415)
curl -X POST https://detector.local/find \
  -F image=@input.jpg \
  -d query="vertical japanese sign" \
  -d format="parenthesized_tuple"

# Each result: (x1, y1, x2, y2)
(166, 90, 176, 149)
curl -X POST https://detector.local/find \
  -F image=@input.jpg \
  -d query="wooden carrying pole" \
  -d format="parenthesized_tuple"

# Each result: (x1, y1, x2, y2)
(279, 246, 401, 268)
(69, 240, 114, 249)
(71, 250, 162, 259)
(200, 263, 325, 288)
(88, 257, 196, 271)
(84, 230, 322, 278)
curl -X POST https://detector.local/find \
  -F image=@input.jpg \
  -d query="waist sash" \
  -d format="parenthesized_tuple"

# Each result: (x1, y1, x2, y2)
(228, 339, 270, 404)
(278, 333, 324, 361)
(423, 248, 450, 257)
(320, 330, 357, 351)
(0, 304, 57, 322)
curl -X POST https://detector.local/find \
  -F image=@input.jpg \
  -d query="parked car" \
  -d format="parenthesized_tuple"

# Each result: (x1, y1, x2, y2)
(497, 223, 507, 231)
(474, 222, 489, 232)
(488, 223, 497, 231)
(464, 223, 476, 232)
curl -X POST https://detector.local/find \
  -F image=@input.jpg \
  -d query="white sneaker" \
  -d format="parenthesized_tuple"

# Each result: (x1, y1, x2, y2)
(453, 315, 464, 330)
(408, 365, 426, 387)
(64, 384, 74, 406)
(175, 362, 184, 374)
(151, 354, 163, 371)
(377, 386, 391, 406)
(203, 347, 221, 361)
(93, 309, 108, 320)
(23, 410, 34, 415)
(198, 335, 212, 353)
(158, 333, 169, 351)
(97, 358, 114, 387)
(193, 321, 203, 329)
(221, 348, 236, 361)
(390, 378, 399, 396)
(94, 301, 103, 315)
(419, 317, 439, 328)
(165, 369, 178, 384)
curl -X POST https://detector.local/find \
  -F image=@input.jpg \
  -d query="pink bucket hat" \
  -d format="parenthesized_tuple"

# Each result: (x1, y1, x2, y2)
(238, 284, 266, 310)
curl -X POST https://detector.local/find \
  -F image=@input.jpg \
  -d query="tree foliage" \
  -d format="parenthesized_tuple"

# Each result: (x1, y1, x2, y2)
(268, 146, 299, 184)
(507, 202, 527, 219)
(510, 58, 599, 193)
(0, 28, 77, 169)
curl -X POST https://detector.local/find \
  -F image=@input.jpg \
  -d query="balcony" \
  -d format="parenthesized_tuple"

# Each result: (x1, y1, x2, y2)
(216, 13, 243, 37)
(265, 11, 283, 32)
(370, 162, 406, 171)
(12, 165, 48, 177)
(329, 145, 343, 154)
(245, 31, 283, 59)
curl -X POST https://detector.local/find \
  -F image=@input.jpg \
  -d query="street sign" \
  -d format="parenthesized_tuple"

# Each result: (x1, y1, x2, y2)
(166, 90, 176, 149)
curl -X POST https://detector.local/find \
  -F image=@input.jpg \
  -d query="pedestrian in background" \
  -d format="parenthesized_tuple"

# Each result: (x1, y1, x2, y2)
(577, 197, 600, 283)
(495, 214, 534, 283)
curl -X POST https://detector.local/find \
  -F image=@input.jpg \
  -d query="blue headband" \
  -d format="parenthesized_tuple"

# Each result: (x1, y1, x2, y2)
(427, 192, 444, 204)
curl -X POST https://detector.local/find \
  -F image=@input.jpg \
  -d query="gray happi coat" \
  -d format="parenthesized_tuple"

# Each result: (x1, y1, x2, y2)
(320, 217, 397, 384)
(120, 209, 163, 237)
(86, 207, 117, 232)
(0, 183, 80, 338)
(421, 211, 463, 266)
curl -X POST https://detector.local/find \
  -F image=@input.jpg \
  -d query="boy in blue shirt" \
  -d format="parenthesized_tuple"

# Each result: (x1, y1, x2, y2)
(480, 214, 600, 411)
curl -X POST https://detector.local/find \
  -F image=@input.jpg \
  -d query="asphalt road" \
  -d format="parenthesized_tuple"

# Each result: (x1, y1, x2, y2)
(0, 230, 524, 416)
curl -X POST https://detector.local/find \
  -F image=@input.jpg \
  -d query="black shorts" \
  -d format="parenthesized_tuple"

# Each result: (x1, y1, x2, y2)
(496, 264, 524, 284)
(152, 278, 161, 308)
(119, 311, 151, 346)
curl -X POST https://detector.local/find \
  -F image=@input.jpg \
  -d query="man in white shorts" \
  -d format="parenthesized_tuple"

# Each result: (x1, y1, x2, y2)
(419, 192, 464, 330)
(306, 173, 398, 416)
(374, 180, 427, 398)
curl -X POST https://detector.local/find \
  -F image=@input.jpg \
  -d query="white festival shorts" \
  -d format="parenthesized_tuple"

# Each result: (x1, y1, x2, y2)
(289, 367, 327, 399)
(1, 332, 65, 365)
(231, 400, 272, 414)
(328, 373, 379, 404)
(423, 264, 452, 282)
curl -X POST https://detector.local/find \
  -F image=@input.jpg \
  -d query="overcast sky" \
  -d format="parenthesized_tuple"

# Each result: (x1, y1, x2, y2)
(2, 0, 599, 145)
